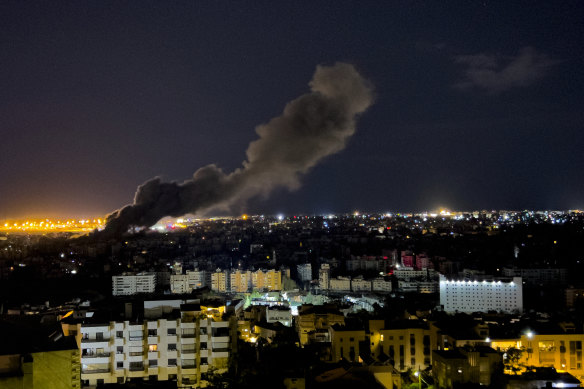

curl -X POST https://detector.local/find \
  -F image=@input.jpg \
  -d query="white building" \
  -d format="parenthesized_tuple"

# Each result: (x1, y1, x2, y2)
(372, 277, 392, 293)
(112, 273, 156, 296)
(297, 263, 312, 283)
(394, 267, 437, 281)
(319, 264, 330, 290)
(170, 270, 208, 294)
(351, 277, 372, 292)
(62, 300, 236, 388)
(329, 277, 351, 292)
(266, 306, 292, 326)
(439, 274, 523, 314)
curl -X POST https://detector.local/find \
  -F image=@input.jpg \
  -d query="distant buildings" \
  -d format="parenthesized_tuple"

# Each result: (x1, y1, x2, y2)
(112, 273, 156, 296)
(439, 274, 523, 314)
(170, 270, 207, 294)
(502, 267, 567, 286)
(296, 263, 312, 283)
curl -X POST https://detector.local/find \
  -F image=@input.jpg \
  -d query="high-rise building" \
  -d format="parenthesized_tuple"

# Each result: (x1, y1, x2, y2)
(439, 274, 523, 314)
(61, 300, 237, 387)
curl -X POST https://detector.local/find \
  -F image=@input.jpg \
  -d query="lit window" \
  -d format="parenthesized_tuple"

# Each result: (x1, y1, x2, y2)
(380, 335, 384, 342)
(148, 344, 157, 352)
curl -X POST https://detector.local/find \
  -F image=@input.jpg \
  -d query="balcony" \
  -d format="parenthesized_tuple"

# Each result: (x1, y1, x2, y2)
(129, 365, 145, 372)
(81, 368, 110, 374)
(211, 336, 230, 343)
(212, 351, 229, 359)
(166, 335, 178, 343)
(81, 338, 110, 344)
(181, 333, 196, 339)
(81, 352, 110, 358)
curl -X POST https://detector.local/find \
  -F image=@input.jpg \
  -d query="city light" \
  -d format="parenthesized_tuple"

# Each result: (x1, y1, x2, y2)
(0, 218, 105, 233)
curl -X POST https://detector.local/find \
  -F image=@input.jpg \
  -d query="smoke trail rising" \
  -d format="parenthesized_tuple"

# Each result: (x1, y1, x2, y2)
(103, 63, 374, 236)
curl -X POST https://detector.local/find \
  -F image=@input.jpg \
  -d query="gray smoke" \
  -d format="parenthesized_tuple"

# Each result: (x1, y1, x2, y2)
(103, 63, 374, 236)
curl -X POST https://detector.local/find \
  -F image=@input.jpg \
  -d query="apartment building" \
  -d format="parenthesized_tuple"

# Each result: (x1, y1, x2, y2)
(112, 273, 156, 296)
(296, 305, 344, 346)
(372, 277, 392, 293)
(329, 277, 351, 292)
(329, 325, 367, 362)
(170, 270, 207, 294)
(211, 270, 229, 293)
(369, 320, 433, 372)
(230, 270, 252, 293)
(61, 300, 237, 388)
(252, 269, 282, 291)
(351, 277, 372, 292)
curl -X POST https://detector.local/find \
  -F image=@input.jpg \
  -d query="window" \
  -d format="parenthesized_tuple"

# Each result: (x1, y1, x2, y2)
(129, 361, 144, 371)
(148, 329, 157, 336)
(96, 332, 104, 340)
(149, 359, 157, 367)
(380, 335, 384, 342)
(167, 328, 176, 335)
(168, 359, 177, 366)
(117, 346, 123, 354)
(168, 344, 176, 351)
(117, 362, 123, 369)
(116, 331, 123, 338)
(117, 377, 124, 384)
(148, 344, 157, 352)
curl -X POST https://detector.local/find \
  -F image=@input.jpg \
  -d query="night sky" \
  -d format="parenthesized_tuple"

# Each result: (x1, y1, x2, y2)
(1, 1, 583, 219)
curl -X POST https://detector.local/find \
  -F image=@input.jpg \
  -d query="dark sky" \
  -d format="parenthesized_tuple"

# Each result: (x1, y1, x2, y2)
(1, 1, 583, 219)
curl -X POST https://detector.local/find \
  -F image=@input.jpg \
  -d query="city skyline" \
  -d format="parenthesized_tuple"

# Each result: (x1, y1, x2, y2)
(1, 1, 583, 220)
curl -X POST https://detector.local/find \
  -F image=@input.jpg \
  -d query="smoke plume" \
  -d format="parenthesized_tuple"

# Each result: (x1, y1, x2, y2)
(103, 63, 374, 236)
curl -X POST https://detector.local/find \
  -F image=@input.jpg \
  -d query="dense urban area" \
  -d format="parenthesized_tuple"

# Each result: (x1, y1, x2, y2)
(1, 210, 584, 388)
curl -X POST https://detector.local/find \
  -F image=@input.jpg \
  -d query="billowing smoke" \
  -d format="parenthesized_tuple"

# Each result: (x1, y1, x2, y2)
(102, 63, 374, 236)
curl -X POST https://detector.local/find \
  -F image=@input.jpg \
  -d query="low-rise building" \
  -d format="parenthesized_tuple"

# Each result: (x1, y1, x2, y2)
(351, 277, 372, 292)
(372, 277, 392, 293)
(296, 305, 344, 346)
(329, 277, 351, 292)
